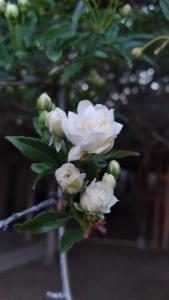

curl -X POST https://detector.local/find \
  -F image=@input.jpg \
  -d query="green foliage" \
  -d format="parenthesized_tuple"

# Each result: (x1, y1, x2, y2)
(6, 136, 58, 165)
(59, 229, 84, 252)
(160, 0, 169, 21)
(14, 211, 71, 234)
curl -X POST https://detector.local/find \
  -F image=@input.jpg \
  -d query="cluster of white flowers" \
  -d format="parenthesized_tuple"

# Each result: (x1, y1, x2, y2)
(40, 94, 123, 216)
(0, 0, 30, 17)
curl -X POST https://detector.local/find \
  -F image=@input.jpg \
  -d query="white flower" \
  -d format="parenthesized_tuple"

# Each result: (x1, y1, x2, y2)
(6, 3, 19, 18)
(62, 100, 123, 161)
(46, 108, 66, 138)
(80, 180, 118, 214)
(55, 163, 86, 194)
(0, 0, 6, 13)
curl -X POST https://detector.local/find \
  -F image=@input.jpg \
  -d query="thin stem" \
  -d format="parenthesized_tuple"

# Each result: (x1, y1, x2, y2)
(142, 35, 169, 51)
(14, 23, 19, 51)
(0, 198, 57, 230)
(59, 226, 74, 300)
(21, 13, 25, 48)
(46, 227, 74, 300)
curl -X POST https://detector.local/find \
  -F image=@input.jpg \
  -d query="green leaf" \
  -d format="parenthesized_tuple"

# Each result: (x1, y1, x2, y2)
(83, 157, 98, 181)
(74, 202, 84, 212)
(60, 60, 84, 84)
(46, 48, 62, 62)
(31, 162, 55, 174)
(14, 211, 71, 234)
(59, 229, 84, 253)
(6, 136, 58, 165)
(40, 25, 72, 45)
(160, 0, 169, 21)
(105, 150, 140, 160)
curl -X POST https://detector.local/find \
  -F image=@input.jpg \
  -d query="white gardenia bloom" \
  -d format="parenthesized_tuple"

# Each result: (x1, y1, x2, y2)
(80, 180, 118, 214)
(46, 108, 66, 138)
(62, 100, 123, 161)
(55, 163, 86, 194)
(6, 3, 19, 18)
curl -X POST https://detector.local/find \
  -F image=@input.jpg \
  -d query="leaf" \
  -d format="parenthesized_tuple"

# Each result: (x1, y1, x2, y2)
(6, 136, 58, 165)
(60, 60, 84, 84)
(105, 150, 140, 160)
(83, 157, 98, 181)
(14, 211, 71, 234)
(46, 48, 62, 62)
(59, 229, 84, 253)
(31, 162, 55, 174)
(40, 24, 72, 45)
(160, 0, 169, 21)
(74, 202, 84, 212)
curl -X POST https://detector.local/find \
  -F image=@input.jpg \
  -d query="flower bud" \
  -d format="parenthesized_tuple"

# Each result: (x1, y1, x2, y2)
(121, 4, 132, 17)
(102, 173, 116, 189)
(37, 93, 53, 112)
(18, 0, 30, 13)
(38, 111, 47, 129)
(108, 160, 121, 178)
(55, 163, 86, 194)
(0, 0, 6, 13)
(132, 47, 143, 58)
(6, 3, 19, 19)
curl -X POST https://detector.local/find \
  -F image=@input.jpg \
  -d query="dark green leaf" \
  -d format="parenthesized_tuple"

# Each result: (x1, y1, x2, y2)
(31, 162, 55, 174)
(59, 229, 84, 253)
(160, 0, 169, 21)
(40, 25, 72, 45)
(105, 150, 140, 160)
(60, 60, 84, 84)
(6, 136, 58, 165)
(14, 211, 71, 234)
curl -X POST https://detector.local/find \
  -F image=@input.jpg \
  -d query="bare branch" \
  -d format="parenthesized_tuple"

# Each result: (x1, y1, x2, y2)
(0, 199, 57, 231)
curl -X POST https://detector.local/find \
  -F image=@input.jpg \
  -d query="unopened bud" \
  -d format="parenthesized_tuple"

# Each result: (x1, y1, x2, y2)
(6, 3, 19, 19)
(38, 111, 48, 129)
(102, 173, 116, 189)
(37, 93, 53, 112)
(18, 0, 30, 13)
(108, 160, 121, 178)
(132, 47, 143, 58)
(121, 4, 132, 17)
(0, 0, 6, 13)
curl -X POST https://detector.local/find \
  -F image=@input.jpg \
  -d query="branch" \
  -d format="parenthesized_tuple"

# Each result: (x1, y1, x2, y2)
(0, 199, 57, 231)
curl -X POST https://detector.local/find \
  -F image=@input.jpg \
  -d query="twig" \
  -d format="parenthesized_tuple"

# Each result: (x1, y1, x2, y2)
(46, 227, 73, 300)
(0, 199, 57, 231)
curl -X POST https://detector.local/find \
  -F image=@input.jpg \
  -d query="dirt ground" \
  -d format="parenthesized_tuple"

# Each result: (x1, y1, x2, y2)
(0, 239, 169, 300)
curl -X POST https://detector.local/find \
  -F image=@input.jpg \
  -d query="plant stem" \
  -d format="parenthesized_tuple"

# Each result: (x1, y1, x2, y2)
(142, 35, 169, 51)
(14, 23, 19, 51)
(21, 13, 25, 48)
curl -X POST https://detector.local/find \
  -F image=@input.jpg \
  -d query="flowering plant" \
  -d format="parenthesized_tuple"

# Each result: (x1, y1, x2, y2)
(6, 94, 138, 252)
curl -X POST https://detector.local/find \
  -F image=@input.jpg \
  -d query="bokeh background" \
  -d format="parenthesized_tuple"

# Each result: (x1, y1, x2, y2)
(0, 1, 169, 299)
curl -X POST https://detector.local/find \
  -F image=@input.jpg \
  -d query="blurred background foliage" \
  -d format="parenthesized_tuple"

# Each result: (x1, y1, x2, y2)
(0, 0, 169, 113)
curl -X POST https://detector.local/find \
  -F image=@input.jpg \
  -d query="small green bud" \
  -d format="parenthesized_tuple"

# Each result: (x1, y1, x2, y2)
(5, 3, 19, 19)
(18, 0, 30, 13)
(131, 47, 143, 58)
(108, 160, 121, 178)
(37, 93, 53, 112)
(102, 173, 116, 189)
(38, 111, 48, 129)
(0, 0, 6, 13)
(121, 4, 132, 17)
